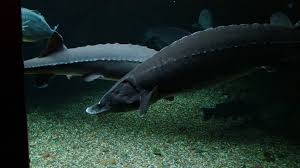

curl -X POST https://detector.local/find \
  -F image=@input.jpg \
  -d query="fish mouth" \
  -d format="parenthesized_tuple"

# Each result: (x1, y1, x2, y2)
(85, 103, 111, 115)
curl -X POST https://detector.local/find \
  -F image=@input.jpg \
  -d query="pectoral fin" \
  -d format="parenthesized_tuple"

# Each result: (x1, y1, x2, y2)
(32, 74, 55, 88)
(66, 75, 73, 80)
(138, 86, 158, 117)
(82, 74, 104, 82)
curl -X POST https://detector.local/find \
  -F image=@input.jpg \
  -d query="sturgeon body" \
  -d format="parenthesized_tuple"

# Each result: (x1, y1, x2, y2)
(24, 32, 157, 87)
(86, 23, 300, 116)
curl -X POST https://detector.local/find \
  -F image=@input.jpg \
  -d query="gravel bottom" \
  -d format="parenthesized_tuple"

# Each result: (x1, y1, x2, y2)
(25, 83, 300, 168)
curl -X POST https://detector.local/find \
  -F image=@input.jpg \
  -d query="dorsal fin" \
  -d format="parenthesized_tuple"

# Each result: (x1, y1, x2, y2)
(270, 12, 293, 28)
(39, 32, 67, 57)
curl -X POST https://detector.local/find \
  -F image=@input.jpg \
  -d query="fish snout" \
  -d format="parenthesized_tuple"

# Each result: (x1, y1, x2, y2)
(85, 102, 111, 115)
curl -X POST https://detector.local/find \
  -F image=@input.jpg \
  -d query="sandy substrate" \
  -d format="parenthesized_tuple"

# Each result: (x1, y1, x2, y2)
(25, 80, 300, 168)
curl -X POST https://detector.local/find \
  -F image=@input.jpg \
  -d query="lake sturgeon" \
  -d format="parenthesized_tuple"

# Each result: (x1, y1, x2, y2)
(86, 22, 300, 116)
(24, 32, 157, 88)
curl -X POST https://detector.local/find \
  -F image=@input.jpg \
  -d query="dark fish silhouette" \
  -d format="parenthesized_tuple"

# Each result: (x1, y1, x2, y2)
(86, 22, 300, 116)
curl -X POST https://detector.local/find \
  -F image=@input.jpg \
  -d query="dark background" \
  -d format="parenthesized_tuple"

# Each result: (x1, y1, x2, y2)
(21, 0, 300, 95)
(22, 0, 300, 51)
